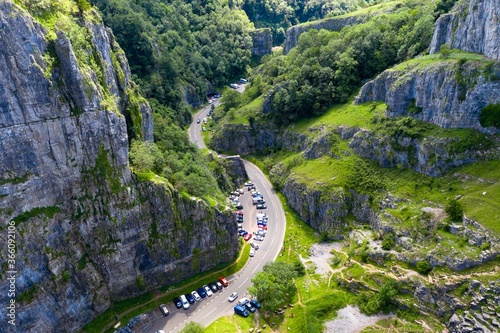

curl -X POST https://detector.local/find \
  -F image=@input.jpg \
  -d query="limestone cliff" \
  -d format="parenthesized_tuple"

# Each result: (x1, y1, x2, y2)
(0, 2, 237, 332)
(429, 0, 500, 60)
(355, 58, 500, 134)
(250, 28, 272, 56)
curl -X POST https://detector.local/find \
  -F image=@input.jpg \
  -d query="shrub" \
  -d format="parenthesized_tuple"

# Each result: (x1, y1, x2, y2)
(415, 261, 432, 275)
(382, 232, 396, 251)
(445, 199, 463, 222)
(439, 44, 452, 58)
(479, 103, 500, 128)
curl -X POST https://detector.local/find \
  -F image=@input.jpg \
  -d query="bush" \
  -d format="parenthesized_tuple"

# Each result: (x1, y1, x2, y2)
(479, 103, 500, 128)
(445, 199, 463, 222)
(415, 261, 432, 275)
(381, 232, 395, 251)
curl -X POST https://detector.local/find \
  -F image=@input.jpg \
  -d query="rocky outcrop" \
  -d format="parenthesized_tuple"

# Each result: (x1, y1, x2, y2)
(355, 60, 500, 133)
(349, 129, 495, 177)
(429, 0, 500, 60)
(209, 123, 308, 155)
(0, 2, 237, 332)
(250, 28, 272, 56)
(283, 15, 364, 54)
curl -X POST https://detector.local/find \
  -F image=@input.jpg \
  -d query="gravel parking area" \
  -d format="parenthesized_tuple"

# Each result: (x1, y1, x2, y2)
(324, 305, 393, 333)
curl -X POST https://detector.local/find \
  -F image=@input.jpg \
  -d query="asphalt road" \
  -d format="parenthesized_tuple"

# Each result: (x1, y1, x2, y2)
(147, 84, 286, 333)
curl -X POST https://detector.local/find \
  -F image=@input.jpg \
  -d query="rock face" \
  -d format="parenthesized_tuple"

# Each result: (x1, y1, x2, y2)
(355, 60, 500, 134)
(429, 0, 500, 60)
(250, 28, 272, 56)
(283, 15, 364, 54)
(210, 123, 308, 155)
(0, 2, 237, 332)
(349, 129, 495, 177)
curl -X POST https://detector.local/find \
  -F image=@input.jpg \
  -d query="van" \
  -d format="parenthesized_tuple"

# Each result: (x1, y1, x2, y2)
(234, 304, 249, 317)
(238, 297, 249, 306)
(179, 294, 190, 310)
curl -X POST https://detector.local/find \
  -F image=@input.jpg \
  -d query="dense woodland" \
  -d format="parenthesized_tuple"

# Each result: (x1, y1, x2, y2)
(228, 0, 457, 125)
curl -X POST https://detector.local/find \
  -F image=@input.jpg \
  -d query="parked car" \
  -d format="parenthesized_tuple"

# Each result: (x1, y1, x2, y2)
(235, 204, 243, 209)
(173, 297, 182, 309)
(257, 221, 267, 227)
(159, 304, 169, 316)
(216, 281, 224, 290)
(234, 304, 249, 317)
(203, 285, 213, 297)
(236, 216, 244, 222)
(239, 78, 248, 83)
(179, 294, 190, 310)
(250, 299, 262, 309)
(236, 211, 244, 216)
(244, 233, 252, 241)
(202, 126, 206, 132)
(218, 276, 229, 287)
(185, 293, 195, 304)
(244, 181, 254, 186)
(257, 230, 266, 237)
(251, 242, 259, 250)
(238, 188, 244, 194)
(197, 287, 207, 298)
(209, 282, 218, 293)
(239, 229, 248, 236)
(249, 248, 255, 257)
(228, 292, 238, 302)
(254, 235, 264, 241)
(191, 290, 201, 302)
(257, 225, 268, 230)
(238, 297, 249, 305)
(256, 204, 267, 209)
(245, 302, 257, 313)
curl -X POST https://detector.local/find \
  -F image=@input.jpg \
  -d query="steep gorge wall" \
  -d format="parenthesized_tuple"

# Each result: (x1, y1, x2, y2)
(250, 28, 272, 56)
(429, 0, 500, 60)
(355, 60, 500, 133)
(0, 2, 237, 332)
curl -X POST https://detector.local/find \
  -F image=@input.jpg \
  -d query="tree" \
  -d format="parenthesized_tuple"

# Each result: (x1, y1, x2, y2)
(249, 261, 297, 311)
(179, 322, 204, 333)
(439, 44, 452, 58)
(445, 199, 463, 222)
(416, 261, 432, 275)
(221, 89, 241, 112)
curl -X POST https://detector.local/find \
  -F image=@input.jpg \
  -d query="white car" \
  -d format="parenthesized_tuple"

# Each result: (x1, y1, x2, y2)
(203, 285, 213, 297)
(249, 248, 255, 257)
(228, 292, 239, 302)
(191, 290, 201, 302)
(254, 235, 264, 241)
(251, 242, 259, 250)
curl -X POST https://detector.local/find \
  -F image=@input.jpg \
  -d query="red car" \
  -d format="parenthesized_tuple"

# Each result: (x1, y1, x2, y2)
(244, 233, 252, 241)
(258, 225, 268, 230)
(235, 211, 244, 216)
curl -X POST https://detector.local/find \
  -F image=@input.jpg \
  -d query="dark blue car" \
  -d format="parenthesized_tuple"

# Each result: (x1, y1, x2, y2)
(197, 287, 207, 298)
(250, 299, 262, 309)
(185, 293, 195, 304)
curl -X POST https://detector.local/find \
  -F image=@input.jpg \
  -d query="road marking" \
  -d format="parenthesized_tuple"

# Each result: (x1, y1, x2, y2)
(272, 235, 276, 244)
(203, 308, 216, 319)
(252, 263, 261, 273)
(239, 277, 248, 288)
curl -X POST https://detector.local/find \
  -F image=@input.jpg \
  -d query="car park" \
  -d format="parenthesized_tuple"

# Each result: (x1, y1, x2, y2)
(203, 285, 213, 297)
(250, 242, 259, 250)
(228, 291, 238, 302)
(191, 290, 201, 302)
(256, 204, 267, 209)
(159, 304, 169, 316)
(209, 282, 218, 293)
(249, 248, 255, 257)
(250, 299, 262, 309)
(185, 293, 195, 304)
(219, 276, 229, 287)
(197, 287, 207, 298)
(244, 233, 252, 241)
(173, 297, 182, 309)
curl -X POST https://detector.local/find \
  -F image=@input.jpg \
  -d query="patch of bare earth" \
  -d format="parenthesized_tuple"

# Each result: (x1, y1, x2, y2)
(324, 306, 393, 333)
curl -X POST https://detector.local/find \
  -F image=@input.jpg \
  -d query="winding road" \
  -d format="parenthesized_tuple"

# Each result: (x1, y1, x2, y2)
(148, 88, 286, 333)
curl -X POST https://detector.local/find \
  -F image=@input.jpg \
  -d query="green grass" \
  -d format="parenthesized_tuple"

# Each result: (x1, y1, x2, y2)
(204, 315, 257, 333)
(12, 206, 61, 225)
(391, 51, 489, 72)
(227, 96, 263, 125)
(293, 100, 386, 134)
